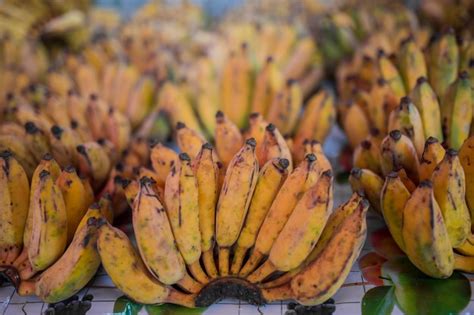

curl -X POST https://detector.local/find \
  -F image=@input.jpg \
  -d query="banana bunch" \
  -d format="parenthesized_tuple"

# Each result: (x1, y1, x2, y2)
(98, 117, 369, 307)
(0, 151, 113, 302)
(350, 131, 474, 278)
(339, 28, 473, 151)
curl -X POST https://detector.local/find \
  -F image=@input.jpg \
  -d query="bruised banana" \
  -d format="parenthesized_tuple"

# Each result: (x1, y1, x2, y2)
(244, 113, 268, 166)
(353, 138, 383, 176)
(133, 177, 201, 293)
(260, 123, 293, 172)
(303, 140, 332, 173)
(349, 168, 384, 213)
(97, 219, 195, 306)
(214, 111, 243, 168)
(248, 171, 333, 283)
(231, 158, 289, 275)
(262, 197, 368, 305)
(216, 139, 258, 276)
(76, 141, 111, 190)
(432, 149, 471, 248)
(381, 172, 410, 251)
(0, 151, 29, 265)
(150, 141, 178, 188)
(194, 144, 219, 278)
(165, 153, 209, 284)
(419, 137, 446, 181)
(240, 154, 319, 277)
(402, 181, 454, 278)
(380, 130, 420, 184)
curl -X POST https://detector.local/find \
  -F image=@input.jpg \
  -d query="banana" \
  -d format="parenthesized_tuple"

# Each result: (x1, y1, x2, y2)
(251, 57, 283, 116)
(283, 36, 316, 81)
(75, 63, 99, 98)
(302, 140, 332, 173)
(194, 144, 219, 278)
(231, 158, 289, 275)
(49, 125, 80, 168)
(367, 78, 398, 135)
(27, 169, 68, 274)
(441, 71, 472, 150)
(97, 219, 195, 306)
(214, 111, 243, 168)
(23, 121, 51, 163)
(240, 154, 319, 277)
(176, 122, 206, 159)
(216, 139, 259, 276)
(0, 134, 37, 178)
(220, 44, 251, 128)
(84, 94, 109, 141)
(377, 49, 406, 100)
(243, 113, 268, 165)
(262, 197, 368, 305)
(410, 77, 443, 141)
(165, 153, 209, 284)
(34, 216, 100, 303)
(105, 108, 131, 153)
(398, 37, 427, 92)
(47, 71, 74, 97)
(402, 180, 454, 278)
(380, 130, 420, 184)
(342, 101, 370, 149)
(349, 167, 384, 213)
(381, 172, 410, 251)
(432, 149, 471, 248)
(260, 123, 293, 172)
(388, 96, 425, 158)
(266, 79, 303, 135)
(260, 193, 365, 289)
(56, 166, 94, 243)
(127, 76, 155, 129)
(293, 90, 335, 162)
(133, 177, 201, 292)
(428, 29, 459, 99)
(150, 141, 178, 188)
(353, 139, 383, 175)
(459, 136, 474, 225)
(248, 171, 333, 283)
(76, 141, 111, 190)
(0, 151, 29, 265)
(419, 137, 446, 181)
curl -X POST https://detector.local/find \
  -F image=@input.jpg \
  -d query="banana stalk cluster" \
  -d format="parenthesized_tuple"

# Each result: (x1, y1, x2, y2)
(100, 117, 369, 307)
(0, 152, 113, 303)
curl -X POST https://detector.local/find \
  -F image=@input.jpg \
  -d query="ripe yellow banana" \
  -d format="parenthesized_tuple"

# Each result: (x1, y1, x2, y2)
(293, 90, 335, 162)
(244, 112, 268, 165)
(353, 139, 383, 175)
(381, 172, 410, 251)
(432, 149, 471, 248)
(0, 151, 29, 265)
(194, 143, 219, 278)
(283, 37, 315, 81)
(220, 44, 251, 128)
(402, 181, 454, 278)
(49, 125, 80, 168)
(398, 37, 427, 92)
(105, 108, 131, 153)
(248, 171, 333, 283)
(56, 166, 94, 243)
(215, 111, 243, 168)
(377, 49, 406, 100)
(441, 72, 472, 150)
(388, 97, 425, 158)
(342, 101, 370, 149)
(367, 78, 398, 135)
(28, 169, 68, 274)
(260, 123, 293, 172)
(97, 219, 195, 306)
(0, 134, 36, 178)
(419, 137, 446, 181)
(380, 130, 420, 184)
(349, 167, 384, 213)
(266, 79, 303, 135)
(262, 197, 368, 305)
(251, 57, 283, 116)
(165, 153, 209, 284)
(303, 140, 332, 173)
(240, 154, 319, 276)
(410, 77, 443, 141)
(216, 139, 259, 276)
(34, 216, 100, 303)
(459, 136, 474, 226)
(231, 158, 289, 275)
(76, 141, 111, 190)
(150, 142, 178, 188)
(176, 122, 206, 159)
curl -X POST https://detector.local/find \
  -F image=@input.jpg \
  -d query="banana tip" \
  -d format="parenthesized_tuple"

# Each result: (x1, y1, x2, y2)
(179, 152, 191, 161)
(350, 167, 362, 178)
(389, 130, 402, 141)
(246, 138, 257, 148)
(0, 150, 12, 159)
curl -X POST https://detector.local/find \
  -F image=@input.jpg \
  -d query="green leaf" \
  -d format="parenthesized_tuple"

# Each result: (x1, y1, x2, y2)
(113, 296, 143, 315)
(382, 257, 471, 315)
(362, 286, 395, 315)
(145, 303, 207, 315)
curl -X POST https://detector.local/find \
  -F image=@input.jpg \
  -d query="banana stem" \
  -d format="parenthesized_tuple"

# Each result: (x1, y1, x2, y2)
(188, 261, 209, 284)
(202, 250, 218, 279)
(230, 246, 246, 275)
(176, 273, 203, 294)
(167, 290, 196, 308)
(218, 248, 230, 276)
